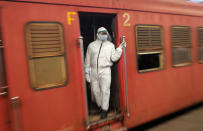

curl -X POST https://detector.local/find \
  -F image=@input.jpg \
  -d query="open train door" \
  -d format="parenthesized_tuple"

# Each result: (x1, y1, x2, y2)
(78, 12, 127, 130)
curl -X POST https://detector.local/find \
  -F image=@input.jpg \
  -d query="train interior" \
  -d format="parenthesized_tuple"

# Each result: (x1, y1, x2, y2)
(79, 12, 121, 122)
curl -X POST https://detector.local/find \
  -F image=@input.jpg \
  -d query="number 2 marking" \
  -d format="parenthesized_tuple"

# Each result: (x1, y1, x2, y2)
(123, 13, 131, 27)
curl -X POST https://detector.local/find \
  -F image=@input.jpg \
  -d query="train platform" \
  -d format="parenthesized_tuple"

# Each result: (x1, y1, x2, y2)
(130, 103, 203, 131)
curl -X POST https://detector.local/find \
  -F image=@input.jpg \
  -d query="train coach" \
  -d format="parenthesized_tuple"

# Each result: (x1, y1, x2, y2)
(1, 0, 203, 130)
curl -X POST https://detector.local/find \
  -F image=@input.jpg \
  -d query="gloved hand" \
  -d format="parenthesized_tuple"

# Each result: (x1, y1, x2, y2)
(119, 41, 127, 49)
(85, 74, 91, 83)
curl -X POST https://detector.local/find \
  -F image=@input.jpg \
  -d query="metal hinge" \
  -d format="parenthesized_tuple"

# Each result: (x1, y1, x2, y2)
(0, 86, 8, 96)
(0, 40, 4, 48)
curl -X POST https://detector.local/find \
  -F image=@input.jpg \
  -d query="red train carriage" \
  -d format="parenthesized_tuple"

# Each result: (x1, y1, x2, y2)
(1, 0, 203, 130)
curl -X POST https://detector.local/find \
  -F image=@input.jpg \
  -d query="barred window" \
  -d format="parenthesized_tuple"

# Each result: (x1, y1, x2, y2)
(25, 22, 68, 90)
(198, 27, 203, 63)
(135, 25, 164, 73)
(171, 26, 192, 67)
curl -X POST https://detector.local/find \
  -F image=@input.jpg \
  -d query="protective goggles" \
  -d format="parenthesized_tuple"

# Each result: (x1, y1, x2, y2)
(98, 31, 108, 35)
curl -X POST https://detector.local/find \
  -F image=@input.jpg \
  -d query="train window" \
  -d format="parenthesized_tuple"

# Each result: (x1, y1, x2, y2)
(198, 27, 203, 63)
(25, 22, 68, 90)
(171, 26, 192, 67)
(135, 25, 164, 73)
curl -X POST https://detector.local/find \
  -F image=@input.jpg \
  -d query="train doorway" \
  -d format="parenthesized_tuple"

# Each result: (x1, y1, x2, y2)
(79, 12, 121, 123)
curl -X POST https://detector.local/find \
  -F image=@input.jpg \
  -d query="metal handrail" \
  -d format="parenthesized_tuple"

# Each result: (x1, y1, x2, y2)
(122, 36, 130, 117)
(78, 36, 90, 125)
(11, 96, 22, 131)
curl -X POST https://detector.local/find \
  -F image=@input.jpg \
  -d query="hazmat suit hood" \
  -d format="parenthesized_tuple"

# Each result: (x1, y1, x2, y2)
(97, 27, 112, 41)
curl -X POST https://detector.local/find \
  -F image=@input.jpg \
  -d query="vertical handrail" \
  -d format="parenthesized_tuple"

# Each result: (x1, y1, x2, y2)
(78, 36, 90, 127)
(11, 96, 22, 131)
(122, 36, 130, 117)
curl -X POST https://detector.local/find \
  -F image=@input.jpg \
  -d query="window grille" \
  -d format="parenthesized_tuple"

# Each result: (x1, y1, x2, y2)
(25, 22, 68, 90)
(171, 26, 192, 67)
(135, 25, 164, 73)
(198, 27, 203, 62)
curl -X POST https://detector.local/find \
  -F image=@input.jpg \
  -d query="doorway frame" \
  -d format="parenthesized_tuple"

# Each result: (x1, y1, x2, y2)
(78, 11, 124, 129)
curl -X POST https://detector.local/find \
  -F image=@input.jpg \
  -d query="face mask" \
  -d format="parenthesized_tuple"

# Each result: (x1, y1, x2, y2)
(99, 34, 108, 41)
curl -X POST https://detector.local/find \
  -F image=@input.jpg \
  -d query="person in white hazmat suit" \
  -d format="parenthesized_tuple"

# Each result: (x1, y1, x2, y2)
(85, 27, 126, 118)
